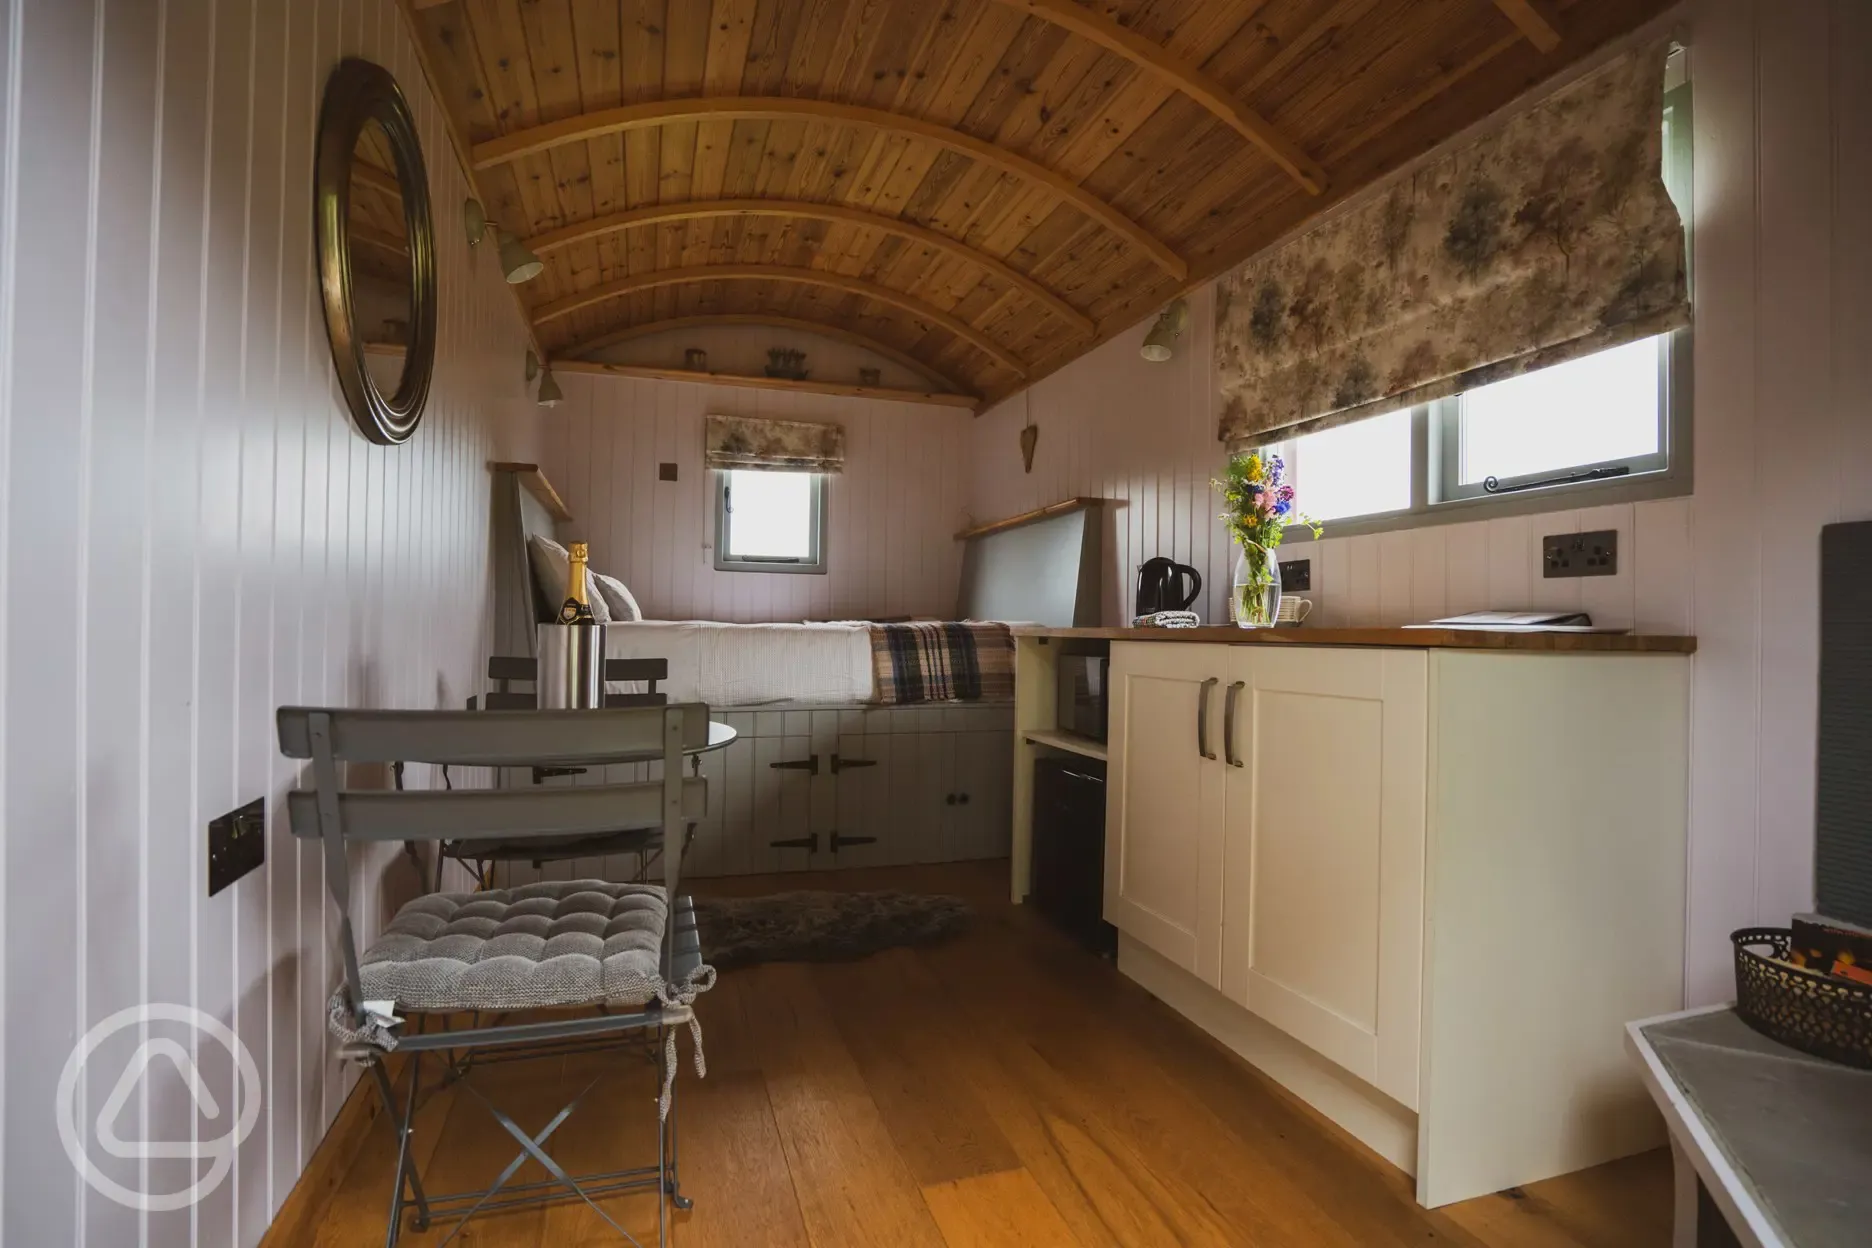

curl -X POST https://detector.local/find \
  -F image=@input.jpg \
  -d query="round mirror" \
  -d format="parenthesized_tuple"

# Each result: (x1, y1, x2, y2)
(315, 59, 436, 445)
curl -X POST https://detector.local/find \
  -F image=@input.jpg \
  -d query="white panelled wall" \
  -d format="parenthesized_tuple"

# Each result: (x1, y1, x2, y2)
(538, 368, 973, 623)
(0, 1, 531, 1246)
(969, 0, 1872, 1006)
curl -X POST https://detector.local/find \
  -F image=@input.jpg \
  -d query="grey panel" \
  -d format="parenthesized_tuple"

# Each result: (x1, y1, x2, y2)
(956, 505, 1101, 626)
(490, 472, 538, 659)
(1818, 520, 1872, 927)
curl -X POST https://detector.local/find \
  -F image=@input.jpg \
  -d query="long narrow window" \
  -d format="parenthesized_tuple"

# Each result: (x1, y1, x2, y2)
(1278, 67, 1693, 537)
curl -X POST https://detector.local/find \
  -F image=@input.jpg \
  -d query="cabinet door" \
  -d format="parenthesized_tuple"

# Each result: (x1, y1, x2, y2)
(831, 718, 888, 869)
(1104, 642, 1229, 985)
(953, 728, 1013, 860)
(1220, 647, 1427, 1108)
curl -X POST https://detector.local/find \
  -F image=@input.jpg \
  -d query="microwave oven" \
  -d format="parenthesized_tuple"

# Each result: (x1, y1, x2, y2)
(1055, 654, 1110, 742)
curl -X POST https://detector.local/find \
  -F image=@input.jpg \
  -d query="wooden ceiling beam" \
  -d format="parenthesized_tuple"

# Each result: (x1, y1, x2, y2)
(531, 264, 1031, 379)
(527, 200, 1096, 337)
(988, 0, 1328, 195)
(560, 313, 966, 394)
(471, 97, 1187, 281)
(550, 360, 981, 411)
(1490, 0, 1564, 52)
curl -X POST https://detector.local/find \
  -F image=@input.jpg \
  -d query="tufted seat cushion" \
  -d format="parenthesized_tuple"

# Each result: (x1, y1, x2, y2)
(353, 880, 679, 1014)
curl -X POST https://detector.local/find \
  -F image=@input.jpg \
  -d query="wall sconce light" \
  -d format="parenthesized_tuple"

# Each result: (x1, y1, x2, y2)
(464, 198, 544, 284)
(525, 350, 541, 383)
(1139, 298, 1189, 362)
(536, 365, 563, 408)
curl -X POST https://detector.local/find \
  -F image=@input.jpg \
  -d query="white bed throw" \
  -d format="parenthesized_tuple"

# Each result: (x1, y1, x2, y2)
(602, 620, 876, 706)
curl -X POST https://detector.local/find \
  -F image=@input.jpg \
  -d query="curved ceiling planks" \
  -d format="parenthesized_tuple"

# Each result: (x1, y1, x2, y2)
(471, 97, 1187, 282)
(986, 0, 1329, 194)
(532, 264, 1031, 379)
(525, 199, 1097, 338)
(406, 0, 1680, 407)
(560, 313, 971, 395)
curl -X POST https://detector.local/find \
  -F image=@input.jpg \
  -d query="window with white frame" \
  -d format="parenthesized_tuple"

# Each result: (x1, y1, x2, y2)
(714, 469, 827, 574)
(1280, 70, 1692, 535)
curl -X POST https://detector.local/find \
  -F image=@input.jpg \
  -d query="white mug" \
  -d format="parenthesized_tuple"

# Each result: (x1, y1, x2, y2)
(1276, 596, 1313, 624)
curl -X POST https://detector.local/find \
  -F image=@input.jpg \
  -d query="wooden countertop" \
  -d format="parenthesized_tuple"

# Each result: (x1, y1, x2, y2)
(1012, 625, 1697, 654)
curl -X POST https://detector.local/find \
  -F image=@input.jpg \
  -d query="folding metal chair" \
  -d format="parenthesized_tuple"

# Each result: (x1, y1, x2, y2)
(279, 704, 715, 1247)
(436, 656, 685, 890)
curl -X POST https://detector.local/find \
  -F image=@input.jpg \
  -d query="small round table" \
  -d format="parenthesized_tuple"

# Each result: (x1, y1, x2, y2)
(688, 721, 738, 774)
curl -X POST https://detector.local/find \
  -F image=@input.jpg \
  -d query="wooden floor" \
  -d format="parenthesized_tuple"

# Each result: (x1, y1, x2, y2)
(294, 861, 1671, 1247)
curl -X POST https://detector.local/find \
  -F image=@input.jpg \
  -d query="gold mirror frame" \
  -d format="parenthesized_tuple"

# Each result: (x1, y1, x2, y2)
(315, 58, 436, 446)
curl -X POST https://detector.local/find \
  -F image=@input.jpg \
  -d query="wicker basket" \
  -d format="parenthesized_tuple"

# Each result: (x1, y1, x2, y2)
(1731, 927, 1872, 1069)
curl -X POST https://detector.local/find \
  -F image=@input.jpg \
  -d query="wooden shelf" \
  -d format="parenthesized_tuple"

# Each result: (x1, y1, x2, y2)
(550, 358, 980, 410)
(1024, 728, 1109, 762)
(488, 460, 573, 524)
(955, 497, 1104, 542)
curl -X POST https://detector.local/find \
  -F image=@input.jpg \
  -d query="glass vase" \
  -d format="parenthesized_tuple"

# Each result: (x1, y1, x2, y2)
(1231, 542, 1282, 628)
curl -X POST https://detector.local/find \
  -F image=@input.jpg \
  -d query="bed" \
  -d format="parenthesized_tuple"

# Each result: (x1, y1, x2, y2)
(492, 464, 1100, 708)
(486, 462, 1100, 878)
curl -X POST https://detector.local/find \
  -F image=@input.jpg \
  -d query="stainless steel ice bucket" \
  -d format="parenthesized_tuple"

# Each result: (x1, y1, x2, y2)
(536, 622, 604, 709)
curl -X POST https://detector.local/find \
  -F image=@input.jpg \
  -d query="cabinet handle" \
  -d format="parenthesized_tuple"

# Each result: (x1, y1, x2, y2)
(1197, 677, 1218, 760)
(1224, 681, 1245, 767)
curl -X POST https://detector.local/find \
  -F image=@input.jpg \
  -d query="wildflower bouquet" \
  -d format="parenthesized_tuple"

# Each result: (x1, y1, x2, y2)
(1214, 451, 1320, 626)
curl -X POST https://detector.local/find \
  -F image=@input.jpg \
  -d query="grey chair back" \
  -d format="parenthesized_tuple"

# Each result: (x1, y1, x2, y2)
(278, 703, 707, 1022)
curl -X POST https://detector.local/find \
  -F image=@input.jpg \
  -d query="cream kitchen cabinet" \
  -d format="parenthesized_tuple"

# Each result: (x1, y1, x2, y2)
(1098, 637, 1690, 1208)
(1105, 642, 1425, 1097)
(1103, 642, 1227, 984)
(1219, 645, 1427, 1110)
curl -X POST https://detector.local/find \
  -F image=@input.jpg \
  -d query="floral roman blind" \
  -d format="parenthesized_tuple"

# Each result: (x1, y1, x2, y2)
(703, 413, 846, 473)
(1214, 40, 1689, 448)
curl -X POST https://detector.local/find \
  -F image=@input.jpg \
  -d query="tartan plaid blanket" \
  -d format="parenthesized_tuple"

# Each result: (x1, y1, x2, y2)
(868, 622, 1015, 704)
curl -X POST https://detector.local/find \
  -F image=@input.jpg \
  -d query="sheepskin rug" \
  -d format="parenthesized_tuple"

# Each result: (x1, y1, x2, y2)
(693, 891, 971, 970)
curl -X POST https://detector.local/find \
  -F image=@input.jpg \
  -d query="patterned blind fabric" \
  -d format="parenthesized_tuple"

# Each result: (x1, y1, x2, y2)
(703, 413, 847, 473)
(1215, 41, 1689, 448)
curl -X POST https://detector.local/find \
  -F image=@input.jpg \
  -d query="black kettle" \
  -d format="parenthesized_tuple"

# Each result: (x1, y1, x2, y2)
(1136, 557, 1203, 615)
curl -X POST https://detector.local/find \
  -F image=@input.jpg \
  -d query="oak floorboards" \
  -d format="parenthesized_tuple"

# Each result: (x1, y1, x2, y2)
(285, 860, 1670, 1247)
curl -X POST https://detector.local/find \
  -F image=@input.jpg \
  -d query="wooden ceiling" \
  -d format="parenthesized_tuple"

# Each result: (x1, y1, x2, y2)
(402, 0, 1674, 406)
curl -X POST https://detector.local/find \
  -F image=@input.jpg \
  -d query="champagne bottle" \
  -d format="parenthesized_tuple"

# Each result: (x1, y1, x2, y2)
(559, 541, 596, 624)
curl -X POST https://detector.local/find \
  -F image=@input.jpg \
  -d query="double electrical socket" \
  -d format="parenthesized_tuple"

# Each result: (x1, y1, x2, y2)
(1543, 529, 1618, 578)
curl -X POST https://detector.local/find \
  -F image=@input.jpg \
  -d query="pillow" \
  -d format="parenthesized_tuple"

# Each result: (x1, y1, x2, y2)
(527, 534, 612, 623)
(593, 573, 643, 622)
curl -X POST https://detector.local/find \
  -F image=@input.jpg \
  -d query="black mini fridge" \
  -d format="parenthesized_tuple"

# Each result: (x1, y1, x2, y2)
(1031, 755, 1117, 956)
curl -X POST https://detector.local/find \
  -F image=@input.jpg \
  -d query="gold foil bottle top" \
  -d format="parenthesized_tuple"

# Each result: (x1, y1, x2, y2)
(568, 541, 589, 562)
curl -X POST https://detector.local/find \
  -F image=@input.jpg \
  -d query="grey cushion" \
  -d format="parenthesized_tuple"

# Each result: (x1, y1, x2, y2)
(593, 572, 643, 621)
(355, 880, 673, 1013)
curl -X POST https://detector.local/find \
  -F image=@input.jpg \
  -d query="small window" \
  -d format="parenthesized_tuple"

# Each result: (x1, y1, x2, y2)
(714, 469, 827, 574)
(1288, 407, 1414, 523)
